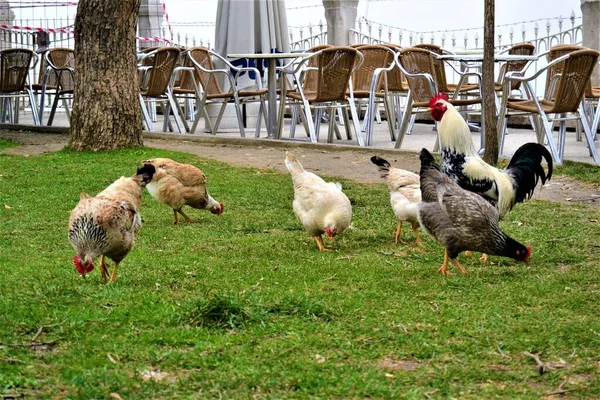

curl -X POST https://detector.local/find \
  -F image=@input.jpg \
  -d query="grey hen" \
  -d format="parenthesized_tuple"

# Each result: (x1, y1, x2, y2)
(417, 148, 531, 276)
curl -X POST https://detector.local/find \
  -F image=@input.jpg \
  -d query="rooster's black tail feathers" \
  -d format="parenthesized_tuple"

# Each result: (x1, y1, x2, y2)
(506, 142, 553, 204)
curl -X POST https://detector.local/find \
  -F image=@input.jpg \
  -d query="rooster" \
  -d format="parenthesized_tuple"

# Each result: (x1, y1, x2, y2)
(370, 155, 422, 245)
(429, 93, 553, 218)
(417, 148, 531, 276)
(139, 158, 223, 224)
(285, 151, 352, 251)
(68, 168, 154, 283)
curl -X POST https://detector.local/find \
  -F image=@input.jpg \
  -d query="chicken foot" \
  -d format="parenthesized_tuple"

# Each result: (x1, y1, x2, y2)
(172, 209, 197, 224)
(463, 250, 489, 262)
(438, 250, 468, 276)
(314, 235, 330, 252)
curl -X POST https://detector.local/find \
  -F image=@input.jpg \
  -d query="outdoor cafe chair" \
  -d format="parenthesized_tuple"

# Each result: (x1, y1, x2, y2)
(185, 46, 268, 137)
(413, 43, 480, 96)
(352, 44, 397, 146)
(380, 43, 409, 138)
(497, 48, 600, 164)
(138, 46, 189, 133)
(0, 48, 40, 125)
(276, 44, 333, 140)
(280, 46, 365, 145)
(40, 47, 74, 126)
(394, 47, 482, 150)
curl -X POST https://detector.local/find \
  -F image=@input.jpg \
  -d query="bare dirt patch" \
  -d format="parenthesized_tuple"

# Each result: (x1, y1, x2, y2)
(1, 131, 598, 210)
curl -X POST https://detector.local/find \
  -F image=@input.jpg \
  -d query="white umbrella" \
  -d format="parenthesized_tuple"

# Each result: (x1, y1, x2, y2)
(214, 0, 290, 90)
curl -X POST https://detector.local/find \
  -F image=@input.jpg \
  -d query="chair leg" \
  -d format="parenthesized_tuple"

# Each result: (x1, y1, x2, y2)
(301, 98, 317, 143)
(384, 95, 397, 141)
(341, 108, 353, 140)
(139, 95, 153, 131)
(47, 93, 61, 126)
(591, 101, 600, 137)
(347, 100, 365, 146)
(27, 90, 40, 126)
(212, 101, 230, 136)
(190, 95, 209, 134)
(558, 118, 567, 162)
(538, 113, 562, 164)
(578, 104, 600, 163)
(394, 92, 413, 149)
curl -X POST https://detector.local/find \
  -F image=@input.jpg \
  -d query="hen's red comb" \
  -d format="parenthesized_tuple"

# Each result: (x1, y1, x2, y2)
(429, 93, 449, 107)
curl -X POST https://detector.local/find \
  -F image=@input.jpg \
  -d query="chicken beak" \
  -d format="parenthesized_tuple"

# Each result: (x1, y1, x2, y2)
(426, 107, 432, 112)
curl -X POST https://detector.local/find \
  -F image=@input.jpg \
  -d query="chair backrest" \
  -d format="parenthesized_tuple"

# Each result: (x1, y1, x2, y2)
(139, 47, 181, 97)
(379, 43, 407, 92)
(352, 45, 395, 92)
(549, 48, 599, 113)
(398, 47, 439, 103)
(544, 44, 585, 97)
(0, 48, 35, 93)
(413, 43, 450, 92)
(301, 44, 333, 93)
(187, 46, 224, 96)
(308, 46, 359, 103)
(501, 42, 536, 90)
(46, 47, 75, 92)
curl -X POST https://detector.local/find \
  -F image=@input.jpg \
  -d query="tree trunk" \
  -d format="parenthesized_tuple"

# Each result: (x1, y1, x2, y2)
(69, 0, 143, 151)
(482, 0, 498, 164)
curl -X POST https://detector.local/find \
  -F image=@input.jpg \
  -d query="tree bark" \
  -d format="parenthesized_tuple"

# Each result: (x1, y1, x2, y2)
(69, 0, 143, 151)
(482, 0, 498, 164)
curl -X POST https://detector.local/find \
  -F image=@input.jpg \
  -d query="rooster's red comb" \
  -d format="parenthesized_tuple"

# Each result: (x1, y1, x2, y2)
(429, 93, 449, 108)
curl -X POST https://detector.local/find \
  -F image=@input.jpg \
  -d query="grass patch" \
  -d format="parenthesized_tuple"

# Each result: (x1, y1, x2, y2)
(555, 160, 600, 185)
(1, 146, 600, 398)
(0, 137, 18, 151)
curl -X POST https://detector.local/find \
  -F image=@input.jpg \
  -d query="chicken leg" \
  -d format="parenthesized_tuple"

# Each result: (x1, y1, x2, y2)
(100, 255, 108, 283)
(394, 221, 405, 244)
(173, 208, 196, 224)
(438, 250, 468, 276)
(108, 262, 120, 284)
(314, 235, 330, 251)
(411, 221, 422, 245)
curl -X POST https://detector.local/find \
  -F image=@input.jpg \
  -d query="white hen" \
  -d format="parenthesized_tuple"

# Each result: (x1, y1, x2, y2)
(371, 156, 422, 245)
(284, 151, 352, 251)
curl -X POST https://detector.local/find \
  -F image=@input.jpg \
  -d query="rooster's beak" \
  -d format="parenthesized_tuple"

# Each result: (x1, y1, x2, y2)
(426, 107, 432, 112)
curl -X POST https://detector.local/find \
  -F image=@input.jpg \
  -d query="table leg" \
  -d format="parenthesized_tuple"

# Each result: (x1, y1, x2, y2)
(267, 59, 277, 139)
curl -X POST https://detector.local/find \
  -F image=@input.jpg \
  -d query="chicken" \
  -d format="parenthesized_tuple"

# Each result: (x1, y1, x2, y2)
(429, 93, 553, 219)
(417, 148, 531, 276)
(139, 158, 223, 224)
(284, 151, 352, 251)
(370, 155, 422, 245)
(68, 168, 154, 283)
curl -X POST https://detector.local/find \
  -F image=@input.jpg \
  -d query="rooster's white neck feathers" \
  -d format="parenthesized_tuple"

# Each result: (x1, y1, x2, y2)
(437, 101, 477, 155)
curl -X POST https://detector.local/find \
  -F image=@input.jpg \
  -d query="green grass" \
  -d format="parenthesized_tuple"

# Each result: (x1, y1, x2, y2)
(0, 138, 18, 151)
(555, 160, 600, 185)
(1, 146, 600, 399)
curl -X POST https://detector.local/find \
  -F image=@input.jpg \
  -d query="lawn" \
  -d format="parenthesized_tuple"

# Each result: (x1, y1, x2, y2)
(1, 142, 599, 399)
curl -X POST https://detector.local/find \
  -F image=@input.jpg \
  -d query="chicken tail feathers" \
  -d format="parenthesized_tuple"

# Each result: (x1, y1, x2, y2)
(284, 151, 305, 175)
(370, 155, 391, 178)
(506, 142, 553, 204)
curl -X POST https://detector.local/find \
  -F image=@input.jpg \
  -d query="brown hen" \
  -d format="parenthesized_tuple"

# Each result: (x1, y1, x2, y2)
(139, 158, 223, 224)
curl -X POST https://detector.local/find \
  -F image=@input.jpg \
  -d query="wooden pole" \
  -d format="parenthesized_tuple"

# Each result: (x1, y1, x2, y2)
(482, 0, 498, 164)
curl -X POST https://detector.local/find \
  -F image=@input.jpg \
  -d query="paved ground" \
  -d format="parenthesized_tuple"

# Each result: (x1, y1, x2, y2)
(1, 128, 599, 210)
